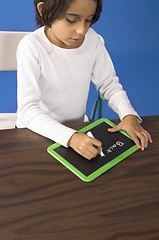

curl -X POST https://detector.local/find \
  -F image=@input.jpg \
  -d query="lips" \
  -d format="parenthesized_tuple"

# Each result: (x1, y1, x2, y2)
(71, 38, 82, 42)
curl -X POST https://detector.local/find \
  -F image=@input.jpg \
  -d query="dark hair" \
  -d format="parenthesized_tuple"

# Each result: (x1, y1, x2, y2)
(34, 0, 102, 28)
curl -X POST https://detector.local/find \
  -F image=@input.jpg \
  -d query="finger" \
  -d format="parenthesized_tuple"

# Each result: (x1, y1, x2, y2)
(87, 144, 99, 157)
(128, 131, 141, 149)
(84, 152, 95, 160)
(89, 144, 103, 155)
(90, 139, 103, 157)
(83, 153, 93, 160)
(108, 125, 121, 133)
(80, 145, 99, 160)
(144, 130, 153, 144)
(136, 132, 147, 151)
(90, 137, 102, 148)
(141, 131, 149, 148)
(73, 143, 94, 160)
(77, 148, 95, 160)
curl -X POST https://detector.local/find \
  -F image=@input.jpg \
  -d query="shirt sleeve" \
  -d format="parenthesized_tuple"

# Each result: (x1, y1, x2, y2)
(16, 37, 76, 147)
(92, 35, 141, 122)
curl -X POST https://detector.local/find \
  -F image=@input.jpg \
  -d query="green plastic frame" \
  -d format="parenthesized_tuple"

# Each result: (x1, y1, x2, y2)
(47, 118, 138, 182)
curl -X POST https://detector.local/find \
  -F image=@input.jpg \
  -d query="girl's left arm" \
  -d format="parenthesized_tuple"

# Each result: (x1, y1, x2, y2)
(92, 33, 152, 150)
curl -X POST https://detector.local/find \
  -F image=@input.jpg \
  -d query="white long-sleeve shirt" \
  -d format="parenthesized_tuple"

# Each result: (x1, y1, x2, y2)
(16, 27, 140, 147)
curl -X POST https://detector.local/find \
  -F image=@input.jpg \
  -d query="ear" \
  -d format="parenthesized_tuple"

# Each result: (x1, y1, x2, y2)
(37, 2, 45, 17)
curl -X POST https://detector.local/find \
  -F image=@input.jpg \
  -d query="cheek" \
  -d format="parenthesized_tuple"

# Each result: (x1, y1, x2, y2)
(52, 22, 73, 38)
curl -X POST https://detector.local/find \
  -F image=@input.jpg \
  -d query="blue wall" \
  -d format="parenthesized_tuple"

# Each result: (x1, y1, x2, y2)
(0, 0, 159, 119)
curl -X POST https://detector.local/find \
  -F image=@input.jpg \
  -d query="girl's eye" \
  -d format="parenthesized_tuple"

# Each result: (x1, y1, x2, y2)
(65, 18, 93, 24)
(86, 19, 93, 23)
(66, 18, 76, 24)
(86, 15, 94, 24)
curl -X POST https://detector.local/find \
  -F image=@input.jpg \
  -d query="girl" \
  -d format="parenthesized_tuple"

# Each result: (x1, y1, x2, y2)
(16, 0, 152, 160)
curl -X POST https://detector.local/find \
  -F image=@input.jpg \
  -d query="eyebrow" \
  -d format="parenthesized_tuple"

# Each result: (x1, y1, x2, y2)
(66, 13, 95, 17)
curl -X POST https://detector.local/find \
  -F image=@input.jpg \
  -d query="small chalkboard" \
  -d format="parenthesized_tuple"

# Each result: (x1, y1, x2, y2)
(47, 118, 138, 182)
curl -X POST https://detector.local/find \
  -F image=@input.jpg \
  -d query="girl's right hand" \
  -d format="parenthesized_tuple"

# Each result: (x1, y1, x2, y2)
(67, 132, 102, 160)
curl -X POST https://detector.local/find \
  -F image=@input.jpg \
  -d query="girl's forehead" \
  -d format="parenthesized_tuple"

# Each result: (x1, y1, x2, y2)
(67, 0, 97, 16)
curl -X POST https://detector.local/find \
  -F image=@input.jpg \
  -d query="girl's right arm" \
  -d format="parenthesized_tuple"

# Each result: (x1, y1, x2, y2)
(16, 37, 76, 147)
(17, 36, 102, 160)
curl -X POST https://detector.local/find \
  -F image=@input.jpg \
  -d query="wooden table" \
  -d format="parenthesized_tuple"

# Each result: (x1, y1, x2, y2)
(0, 116, 159, 240)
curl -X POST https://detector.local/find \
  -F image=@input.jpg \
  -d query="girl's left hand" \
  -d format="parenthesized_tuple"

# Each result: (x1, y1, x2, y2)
(108, 115, 152, 151)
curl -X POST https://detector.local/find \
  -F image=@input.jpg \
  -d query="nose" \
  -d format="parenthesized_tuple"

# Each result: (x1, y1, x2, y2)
(75, 22, 87, 36)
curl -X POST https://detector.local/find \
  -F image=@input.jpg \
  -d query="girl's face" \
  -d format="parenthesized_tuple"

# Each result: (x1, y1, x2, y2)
(45, 0, 97, 49)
